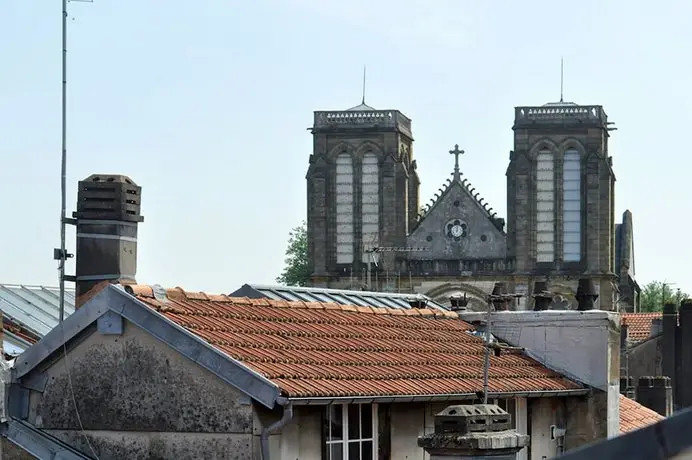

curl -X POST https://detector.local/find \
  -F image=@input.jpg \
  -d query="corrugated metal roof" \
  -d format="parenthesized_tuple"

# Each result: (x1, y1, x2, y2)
(0, 284, 75, 338)
(230, 284, 449, 311)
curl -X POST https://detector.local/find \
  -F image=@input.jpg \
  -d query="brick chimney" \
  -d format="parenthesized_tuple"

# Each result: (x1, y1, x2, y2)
(418, 404, 528, 459)
(73, 174, 144, 302)
(635, 376, 672, 417)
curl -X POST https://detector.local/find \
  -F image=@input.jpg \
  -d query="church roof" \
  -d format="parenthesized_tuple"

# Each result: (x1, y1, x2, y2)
(231, 283, 448, 311)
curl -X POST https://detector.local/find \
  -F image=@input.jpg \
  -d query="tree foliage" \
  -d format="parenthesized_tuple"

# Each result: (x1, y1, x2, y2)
(640, 281, 690, 312)
(276, 221, 310, 287)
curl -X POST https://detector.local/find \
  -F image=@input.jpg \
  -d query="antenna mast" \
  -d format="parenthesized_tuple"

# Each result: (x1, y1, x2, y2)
(361, 65, 367, 104)
(57, 0, 70, 324)
(560, 57, 564, 103)
(54, 0, 93, 323)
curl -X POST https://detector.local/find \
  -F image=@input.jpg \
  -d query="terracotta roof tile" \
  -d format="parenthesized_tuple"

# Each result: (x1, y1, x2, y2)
(622, 313, 662, 343)
(128, 284, 583, 399)
(619, 395, 664, 433)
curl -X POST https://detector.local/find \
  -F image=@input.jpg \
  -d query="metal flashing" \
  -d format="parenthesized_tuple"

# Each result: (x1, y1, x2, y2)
(108, 286, 280, 409)
(12, 285, 281, 410)
(8, 386, 29, 419)
(13, 291, 110, 380)
(2, 419, 93, 460)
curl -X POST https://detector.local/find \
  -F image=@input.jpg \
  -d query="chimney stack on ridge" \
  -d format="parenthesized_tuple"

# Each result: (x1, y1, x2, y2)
(73, 174, 143, 302)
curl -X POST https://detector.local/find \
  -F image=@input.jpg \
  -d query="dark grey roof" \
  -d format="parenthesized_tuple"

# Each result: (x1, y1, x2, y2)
(230, 284, 449, 311)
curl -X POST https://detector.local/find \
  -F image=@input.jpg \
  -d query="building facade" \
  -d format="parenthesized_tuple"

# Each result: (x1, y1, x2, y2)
(305, 100, 639, 312)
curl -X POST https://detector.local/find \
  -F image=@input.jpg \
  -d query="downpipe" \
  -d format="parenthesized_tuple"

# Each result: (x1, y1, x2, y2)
(260, 398, 294, 460)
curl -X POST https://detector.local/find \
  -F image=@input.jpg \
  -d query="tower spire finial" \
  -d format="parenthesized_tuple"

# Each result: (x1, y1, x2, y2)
(362, 65, 367, 104)
(560, 56, 564, 103)
(449, 144, 465, 180)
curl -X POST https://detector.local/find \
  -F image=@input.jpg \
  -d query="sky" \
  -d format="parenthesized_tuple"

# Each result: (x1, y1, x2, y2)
(1, 0, 691, 295)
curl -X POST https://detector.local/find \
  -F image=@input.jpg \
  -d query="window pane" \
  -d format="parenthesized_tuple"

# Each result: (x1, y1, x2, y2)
(362, 441, 373, 459)
(331, 443, 344, 460)
(348, 442, 360, 460)
(361, 405, 373, 438)
(330, 405, 343, 441)
(348, 405, 360, 440)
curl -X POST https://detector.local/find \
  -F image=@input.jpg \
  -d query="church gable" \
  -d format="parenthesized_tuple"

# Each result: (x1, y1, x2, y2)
(407, 146, 506, 261)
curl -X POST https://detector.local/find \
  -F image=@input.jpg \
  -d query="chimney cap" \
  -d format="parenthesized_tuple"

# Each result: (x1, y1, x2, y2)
(83, 174, 138, 186)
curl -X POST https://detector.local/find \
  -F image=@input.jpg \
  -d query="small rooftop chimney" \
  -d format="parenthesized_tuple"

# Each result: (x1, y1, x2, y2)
(491, 283, 509, 311)
(532, 281, 552, 311)
(636, 376, 673, 417)
(407, 294, 428, 309)
(449, 293, 469, 311)
(73, 174, 144, 302)
(650, 318, 663, 338)
(576, 278, 598, 311)
(418, 404, 528, 459)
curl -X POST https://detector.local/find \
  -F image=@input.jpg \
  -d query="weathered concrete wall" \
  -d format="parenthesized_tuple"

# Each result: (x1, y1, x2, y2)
(627, 336, 663, 381)
(529, 398, 560, 459)
(460, 310, 621, 440)
(563, 392, 609, 451)
(22, 320, 270, 459)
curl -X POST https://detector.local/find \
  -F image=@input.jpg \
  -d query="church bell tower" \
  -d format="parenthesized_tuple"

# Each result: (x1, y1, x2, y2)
(506, 100, 617, 309)
(306, 102, 418, 287)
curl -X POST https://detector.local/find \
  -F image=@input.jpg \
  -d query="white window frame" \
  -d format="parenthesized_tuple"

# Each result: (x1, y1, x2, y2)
(325, 403, 379, 460)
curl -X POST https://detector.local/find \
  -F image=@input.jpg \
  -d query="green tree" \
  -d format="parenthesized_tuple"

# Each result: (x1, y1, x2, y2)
(276, 221, 310, 287)
(640, 281, 690, 312)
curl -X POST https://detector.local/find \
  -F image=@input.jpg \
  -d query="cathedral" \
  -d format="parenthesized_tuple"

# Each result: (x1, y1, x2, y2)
(305, 98, 639, 312)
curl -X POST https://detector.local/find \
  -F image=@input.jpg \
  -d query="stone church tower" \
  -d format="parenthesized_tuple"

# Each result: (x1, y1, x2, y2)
(305, 99, 638, 312)
(506, 101, 618, 310)
(306, 102, 419, 286)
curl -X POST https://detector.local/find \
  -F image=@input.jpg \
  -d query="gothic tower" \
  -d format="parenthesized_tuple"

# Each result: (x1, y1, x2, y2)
(306, 102, 419, 287)
(506, 101, 617, 310)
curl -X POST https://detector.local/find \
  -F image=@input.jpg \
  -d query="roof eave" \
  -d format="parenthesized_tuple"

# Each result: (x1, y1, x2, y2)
(286, 388, 589, 405)
(12, 284, 281, 410)
(2, 418, 93, 460)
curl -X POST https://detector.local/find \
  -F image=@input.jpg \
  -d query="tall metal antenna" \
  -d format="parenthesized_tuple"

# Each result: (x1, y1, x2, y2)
(58, 0, 70, 324)
(55, 0, 93, 323)
(560, 57, 564, 103)
(361, 65, 367, 104)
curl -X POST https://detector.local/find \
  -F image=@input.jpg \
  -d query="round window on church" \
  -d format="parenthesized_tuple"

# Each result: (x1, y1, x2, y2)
(445, 219, 468, 242)
(481, 234, 487, 242)
(453, 200, 460, 207)
(426, 235, 433, 242)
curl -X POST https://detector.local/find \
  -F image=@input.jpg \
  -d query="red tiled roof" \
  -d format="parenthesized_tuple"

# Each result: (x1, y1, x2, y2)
(619, 394, 664, 433)
(621, 313, 662, 343)
(125, 284, 582, 399)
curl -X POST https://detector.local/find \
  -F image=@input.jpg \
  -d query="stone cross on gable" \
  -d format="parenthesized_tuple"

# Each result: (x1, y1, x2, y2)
(449, 144, 465, 179)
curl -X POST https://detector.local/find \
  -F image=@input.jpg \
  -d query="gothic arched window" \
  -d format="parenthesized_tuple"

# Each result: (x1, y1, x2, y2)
(563, 149, 581, 261)
(361, 152, 380, 263)
(335, 153, 354, 264)
(536, 150, 555, 263)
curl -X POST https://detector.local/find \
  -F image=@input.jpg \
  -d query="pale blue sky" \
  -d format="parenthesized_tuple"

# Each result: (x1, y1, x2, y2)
(1, 0, 690, 295)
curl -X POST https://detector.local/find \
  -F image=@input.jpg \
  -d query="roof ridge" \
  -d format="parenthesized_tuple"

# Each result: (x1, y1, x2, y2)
(125, 284, 460, 319)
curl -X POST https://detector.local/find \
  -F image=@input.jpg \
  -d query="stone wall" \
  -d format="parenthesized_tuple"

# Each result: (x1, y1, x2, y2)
(21, 320, 270, 459)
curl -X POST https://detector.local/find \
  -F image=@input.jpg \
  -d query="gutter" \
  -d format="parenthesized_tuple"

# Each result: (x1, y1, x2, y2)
(260, 397, 294, 460)
(286, 388, 590, 406)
